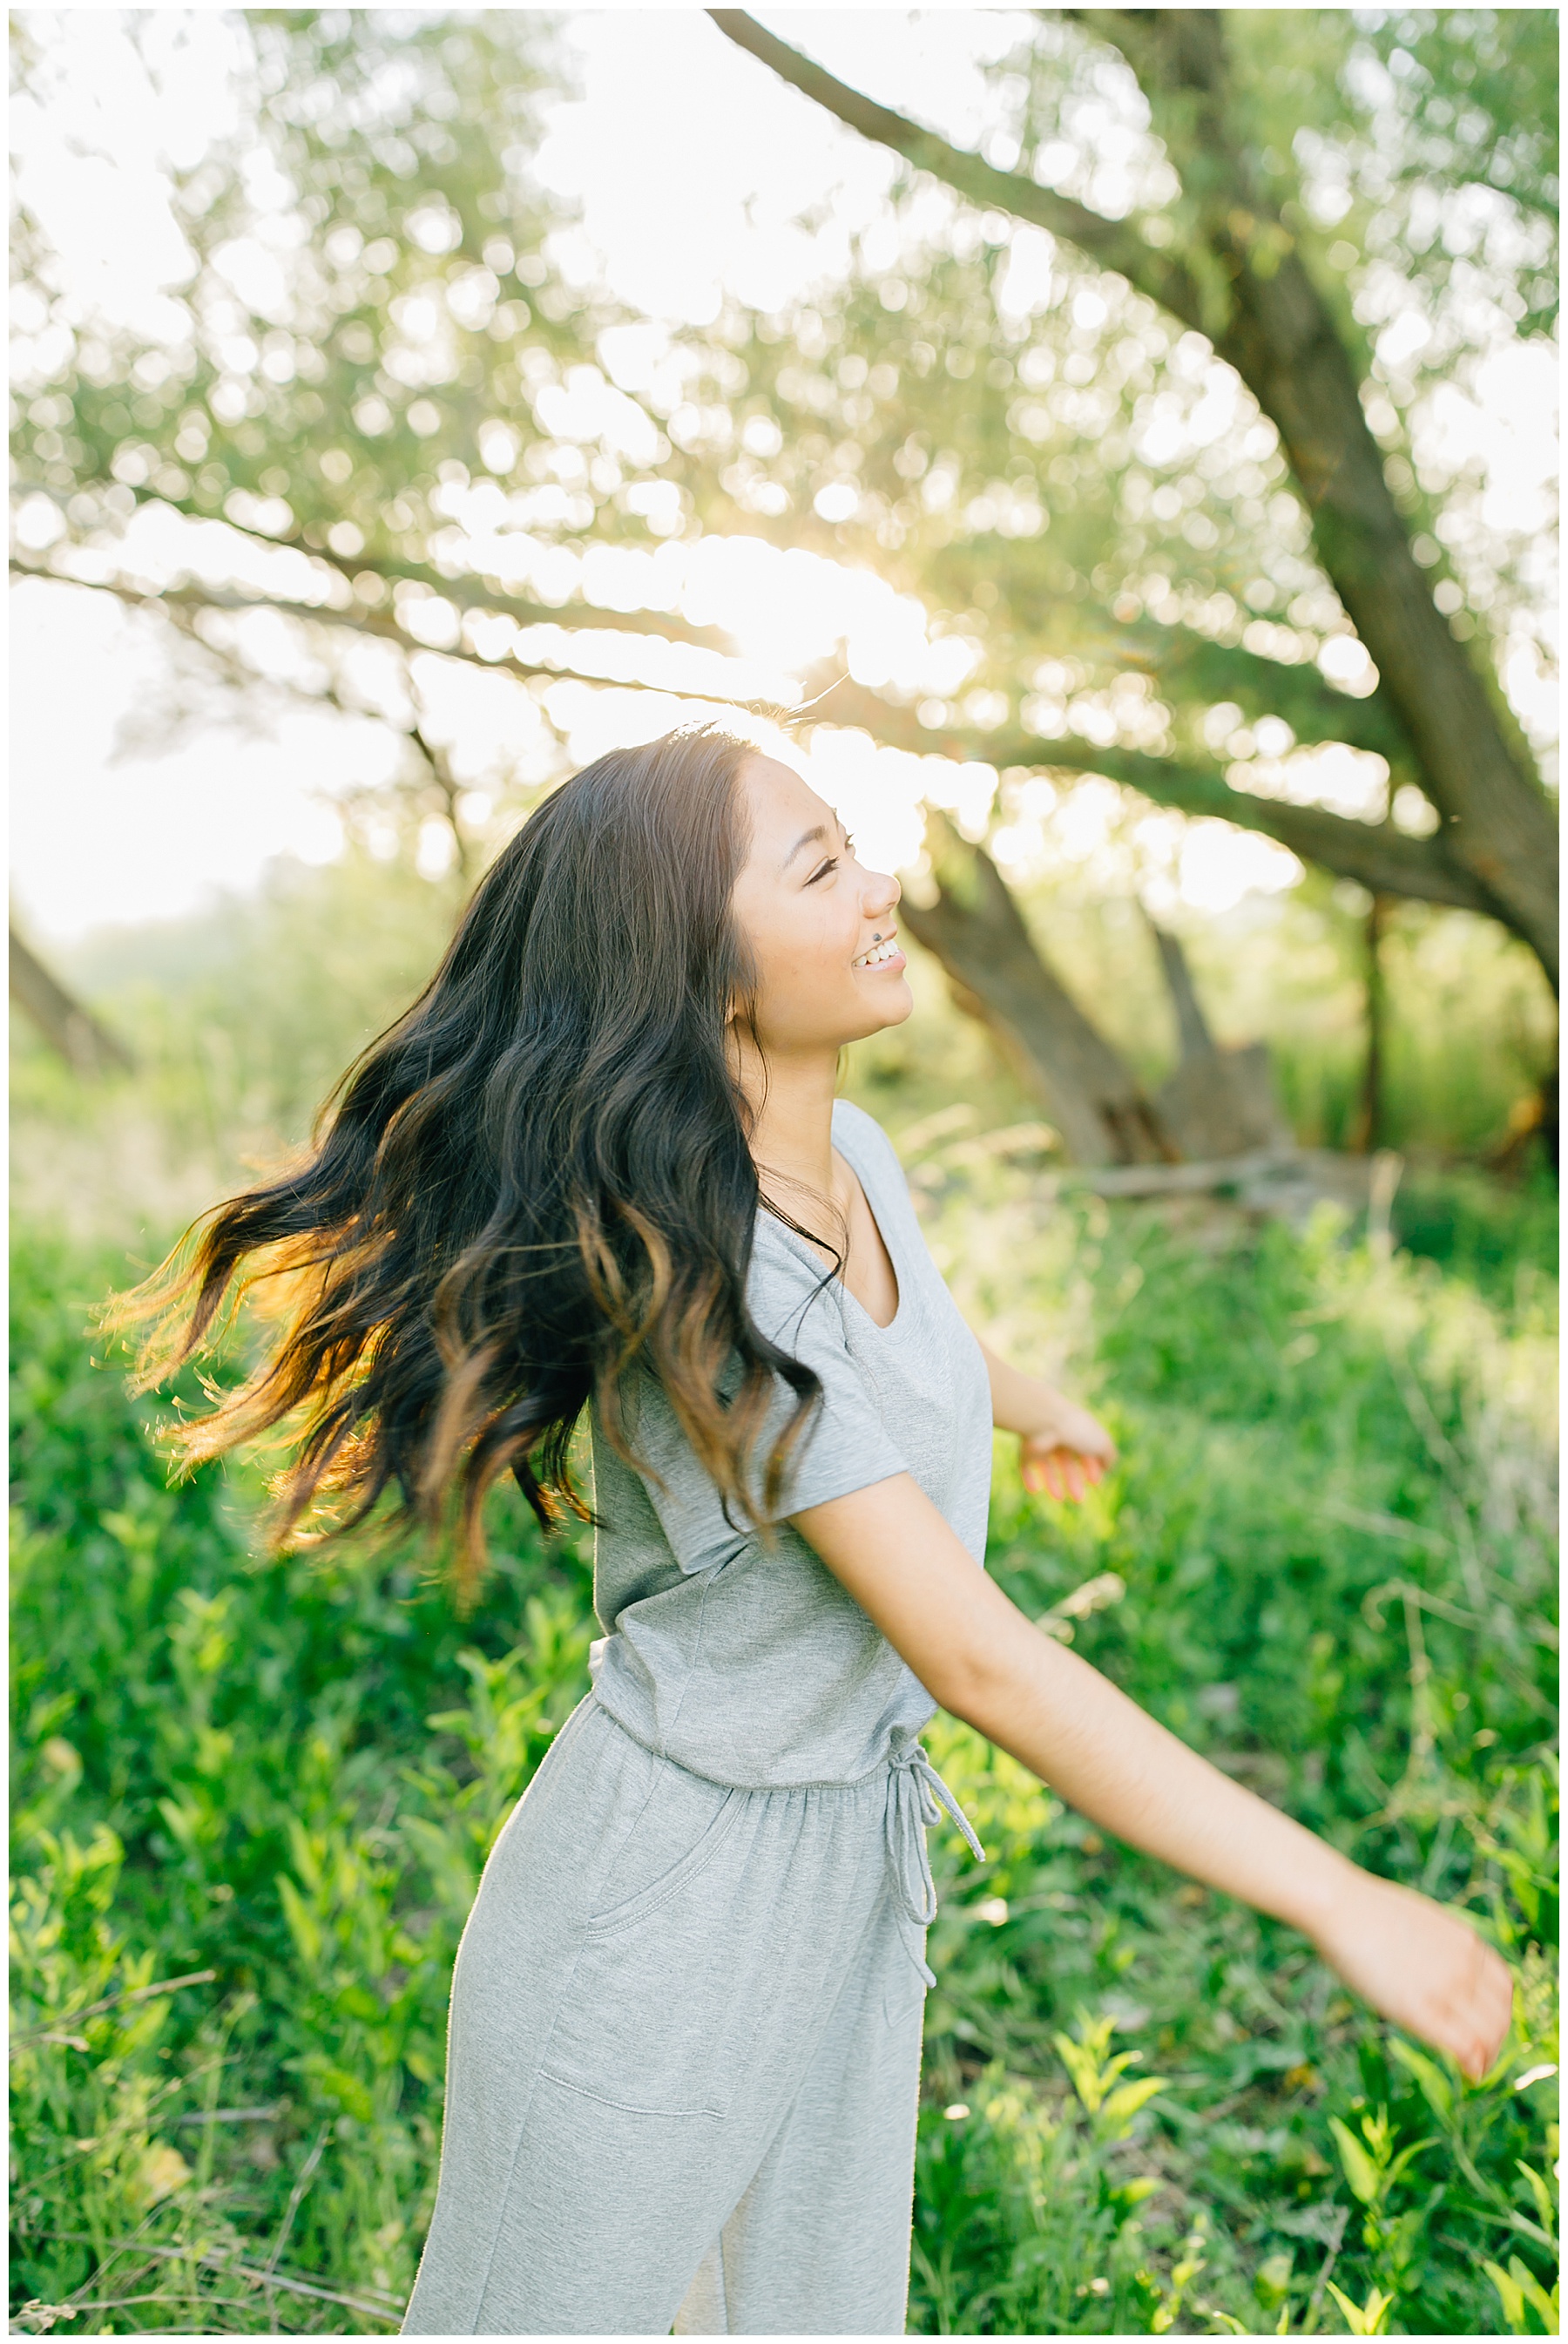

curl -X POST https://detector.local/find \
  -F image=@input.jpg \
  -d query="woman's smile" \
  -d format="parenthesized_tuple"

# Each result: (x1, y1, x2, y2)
(852, 933, 905, 972)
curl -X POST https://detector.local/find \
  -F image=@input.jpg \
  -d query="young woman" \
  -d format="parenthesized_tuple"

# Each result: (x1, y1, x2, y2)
(124, 723, 1511, 2336)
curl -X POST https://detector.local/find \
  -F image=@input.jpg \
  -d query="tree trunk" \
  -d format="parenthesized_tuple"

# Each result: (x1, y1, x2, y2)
(1213, 248, 1557, 982)
(1146, 919, 1294, 1159)
(902, 820, 1173, 1165)
(10, 925, 135, 1074)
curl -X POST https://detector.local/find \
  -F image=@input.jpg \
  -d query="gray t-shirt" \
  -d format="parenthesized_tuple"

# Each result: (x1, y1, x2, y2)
(585, 1098, 994, 1787)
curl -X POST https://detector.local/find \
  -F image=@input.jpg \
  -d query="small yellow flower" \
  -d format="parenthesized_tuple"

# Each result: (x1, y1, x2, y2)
(137, 2144, 193, 2205)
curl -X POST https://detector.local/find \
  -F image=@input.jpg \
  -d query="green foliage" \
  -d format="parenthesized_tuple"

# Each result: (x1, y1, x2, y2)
(11, 1118, 1558, 2331)
(11, 1228, 597, 2332)
(898, 1134, 1557, 2334)
(1355, 10, 1559, 330)
(11, 12, 596, 559)
(10, 851, 462, 1245)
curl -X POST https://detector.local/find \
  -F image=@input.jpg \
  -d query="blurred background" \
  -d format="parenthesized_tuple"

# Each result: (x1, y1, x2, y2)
(10, 11, 1558, 2338)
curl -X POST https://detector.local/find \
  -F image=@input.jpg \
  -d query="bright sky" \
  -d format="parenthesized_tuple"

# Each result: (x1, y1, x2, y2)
(9, 8, 1558, 943)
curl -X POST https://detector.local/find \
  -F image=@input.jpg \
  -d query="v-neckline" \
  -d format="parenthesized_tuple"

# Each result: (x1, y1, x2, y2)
(759, 1118, 903, 1336)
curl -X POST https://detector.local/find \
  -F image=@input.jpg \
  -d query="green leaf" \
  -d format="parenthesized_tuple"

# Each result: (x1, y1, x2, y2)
(1509, 2257, 1561, 2334)
(334, 1982, 384, 2025)
(1111, 2175, 1161, 2211)
(1484, 2259, 1530, 2334)
(1254, 2251, 1294, 2309)
(274, 1873, 324, 1968)
(316, 2063, 375, 2123)
(1098, 2075, 1170, 2136)
(1484, 2257, 1558, 2335)
(1328, 2115, 1382, 2206)
(1384, 2133, 1439, 2189)
(1325, 2279, 1395, 2334)
(1389, 2036, 1455, 2124)
(1517, 2162, 1558, 2239)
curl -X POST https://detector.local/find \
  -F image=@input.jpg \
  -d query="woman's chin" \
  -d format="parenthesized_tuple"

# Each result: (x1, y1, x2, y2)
(844, 976, 914, 1040)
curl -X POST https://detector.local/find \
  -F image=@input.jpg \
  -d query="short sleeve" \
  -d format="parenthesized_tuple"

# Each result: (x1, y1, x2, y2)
(618, 1230, 909, 1578)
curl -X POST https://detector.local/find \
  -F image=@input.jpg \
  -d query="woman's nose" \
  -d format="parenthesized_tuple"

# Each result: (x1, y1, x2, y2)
(866, 869, 901, 917)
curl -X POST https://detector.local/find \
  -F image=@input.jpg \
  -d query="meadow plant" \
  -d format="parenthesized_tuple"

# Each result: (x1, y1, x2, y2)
(10, 1129, 1558, 2334)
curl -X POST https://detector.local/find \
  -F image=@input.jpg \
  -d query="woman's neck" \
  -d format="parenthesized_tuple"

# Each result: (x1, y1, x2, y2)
(733, 1040, 842, 1223)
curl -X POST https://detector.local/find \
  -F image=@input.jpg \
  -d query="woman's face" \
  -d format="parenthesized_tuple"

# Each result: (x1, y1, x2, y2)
(728, 752, 912, 1056)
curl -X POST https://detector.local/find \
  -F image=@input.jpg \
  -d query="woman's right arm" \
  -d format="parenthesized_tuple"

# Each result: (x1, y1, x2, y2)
(789, 1471, 1515, 2082)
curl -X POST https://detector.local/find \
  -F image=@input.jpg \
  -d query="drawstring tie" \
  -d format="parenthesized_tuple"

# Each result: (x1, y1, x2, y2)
(883, 1726, 987, 1988)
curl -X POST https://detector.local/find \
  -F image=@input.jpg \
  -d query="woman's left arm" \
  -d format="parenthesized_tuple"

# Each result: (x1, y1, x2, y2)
(972, 1331, 1116, 1502)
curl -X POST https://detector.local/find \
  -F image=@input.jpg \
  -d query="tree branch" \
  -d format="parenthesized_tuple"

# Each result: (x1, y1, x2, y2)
(10, 559, 784, 714)
(987, 735, 1499, 915)
(10, 926, 134, 1074)
(706, 11, 1207, 326)
(106, 483, 1423, 775)
(30, 479, 740, 661)
(8, 560, 1502, 921)
(905, 813, 1174, 1164)
(784, 669, 1491, 916)
(1105, 624, 1416, 769)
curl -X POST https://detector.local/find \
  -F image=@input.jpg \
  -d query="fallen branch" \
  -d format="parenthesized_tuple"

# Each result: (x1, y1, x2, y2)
(1050, 1148, 1375, 1203)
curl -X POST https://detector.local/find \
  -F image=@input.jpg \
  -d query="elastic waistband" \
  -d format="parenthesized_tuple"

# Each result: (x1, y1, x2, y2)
(584, 1693, 987, 1988)
(584, 1686, 905, 1792)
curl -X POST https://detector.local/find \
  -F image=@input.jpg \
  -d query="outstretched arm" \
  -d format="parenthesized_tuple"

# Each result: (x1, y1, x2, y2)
(790, 1470, 1514, 2082)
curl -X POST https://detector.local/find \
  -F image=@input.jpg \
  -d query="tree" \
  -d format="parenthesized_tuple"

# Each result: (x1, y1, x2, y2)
(10, 10, 1556, 1155)
(708, 9, 1558, 987)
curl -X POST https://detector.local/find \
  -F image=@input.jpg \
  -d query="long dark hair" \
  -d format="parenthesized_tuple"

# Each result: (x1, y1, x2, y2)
(108, 723, 832, 1601)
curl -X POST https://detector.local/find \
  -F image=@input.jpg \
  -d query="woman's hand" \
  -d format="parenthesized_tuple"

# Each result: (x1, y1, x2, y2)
(1017, 1390, 1117, 1504)
(969, 1334, 1116, 1504)
(1308, 1870, 1515, 2083)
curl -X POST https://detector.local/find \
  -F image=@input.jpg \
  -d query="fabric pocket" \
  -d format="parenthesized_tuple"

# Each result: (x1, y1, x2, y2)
(585, 1776, 744, 1936)
(538, 1766, 754, 2119)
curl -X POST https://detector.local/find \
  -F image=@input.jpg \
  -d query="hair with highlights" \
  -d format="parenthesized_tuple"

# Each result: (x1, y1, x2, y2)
(107, 724, 834, 1604)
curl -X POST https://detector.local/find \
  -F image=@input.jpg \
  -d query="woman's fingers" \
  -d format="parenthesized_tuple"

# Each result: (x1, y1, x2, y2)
(1447, 1939, 1513, 2077)
(1023, 1440, 1106, 1505)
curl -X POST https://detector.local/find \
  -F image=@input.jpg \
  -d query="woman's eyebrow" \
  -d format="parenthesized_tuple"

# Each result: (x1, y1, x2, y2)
(781, 815, 848, 871)
(781, 823, 827, 871)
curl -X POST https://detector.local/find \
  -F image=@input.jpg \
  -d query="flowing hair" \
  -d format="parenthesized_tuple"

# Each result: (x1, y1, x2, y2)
(105, 723, 835, 1604)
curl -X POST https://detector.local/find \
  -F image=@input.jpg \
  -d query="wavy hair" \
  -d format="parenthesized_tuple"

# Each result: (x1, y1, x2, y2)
(107, 724, 835, 1602)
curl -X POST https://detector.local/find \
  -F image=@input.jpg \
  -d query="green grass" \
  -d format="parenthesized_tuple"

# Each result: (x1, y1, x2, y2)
(10, 1147, 1558, 2333)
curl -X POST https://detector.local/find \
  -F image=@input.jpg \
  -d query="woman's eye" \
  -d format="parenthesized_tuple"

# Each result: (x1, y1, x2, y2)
(806, 839, 857, 881)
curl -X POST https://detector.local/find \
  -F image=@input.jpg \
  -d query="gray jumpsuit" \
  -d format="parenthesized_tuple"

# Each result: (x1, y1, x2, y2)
(402, 1100, 995, 2335)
